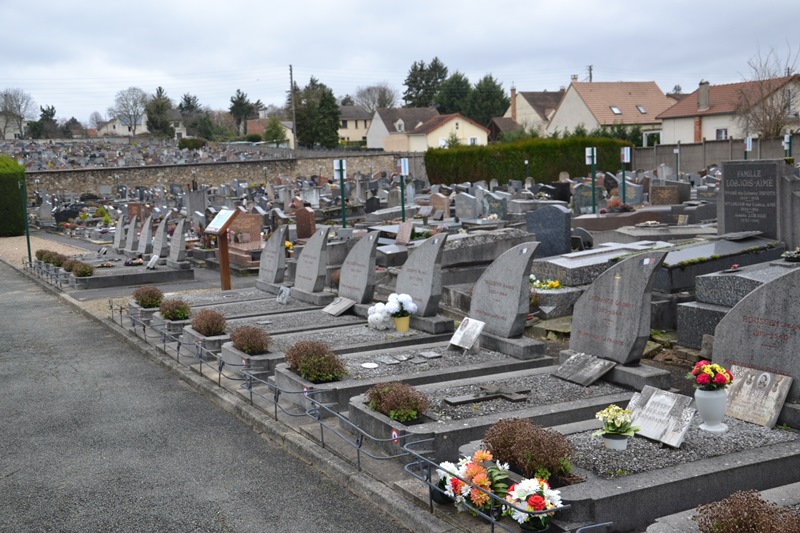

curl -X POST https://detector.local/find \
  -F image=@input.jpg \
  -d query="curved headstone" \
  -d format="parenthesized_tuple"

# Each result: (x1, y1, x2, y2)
(338, 231, 380, 303)
(112, 218, 126, 250)
(569, 250, 667, 364)
(136, 215, 154, 255)
(168, 219, 187, 263)
(258, 226, 287, 285)
(470, 242, 540, 338)
(294, 227, 329, 293)
(151, 217, 171, 258)
(713, 266, 800, 402)
(124, 215, 139, 253)
(395, 233, 448, 316)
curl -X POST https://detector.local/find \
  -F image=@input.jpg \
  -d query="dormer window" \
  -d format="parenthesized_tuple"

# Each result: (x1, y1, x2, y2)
(395, 119, 404, 132)
(610, 106, 622, 115)
(636, 105, 647, 114)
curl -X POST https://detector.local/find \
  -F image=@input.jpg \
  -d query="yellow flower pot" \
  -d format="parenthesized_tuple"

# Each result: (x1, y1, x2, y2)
(393, 315, 410, 333)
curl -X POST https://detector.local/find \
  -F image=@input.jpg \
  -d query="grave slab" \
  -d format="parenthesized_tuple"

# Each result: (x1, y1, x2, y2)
(553, 352, 616, 386)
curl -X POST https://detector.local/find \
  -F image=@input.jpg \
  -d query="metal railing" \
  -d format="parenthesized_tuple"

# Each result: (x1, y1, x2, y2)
(23, 258, 67, 290)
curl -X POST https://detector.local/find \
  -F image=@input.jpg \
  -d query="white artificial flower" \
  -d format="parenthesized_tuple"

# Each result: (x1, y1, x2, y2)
(385, 301, 401, 315)
(388, 293, 399, 303)
(397, 293, 413, 306)
(406, 302, 418, 315)
(374, 302, 386, 313)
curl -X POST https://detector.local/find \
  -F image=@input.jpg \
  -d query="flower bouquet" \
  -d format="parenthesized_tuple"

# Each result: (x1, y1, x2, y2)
(124, 257, 144, 266)
(447, 450, 510, 520)
(686, 361, 733, 391)
(592, 404, 639, 438)
(781, 247, 800, 262)
(367, 303, 394, 330)
(385, 293, 417, 318)
(504, 477, 563, 531)
(96, 261, 114, 268)
(529, 275, 561, 290)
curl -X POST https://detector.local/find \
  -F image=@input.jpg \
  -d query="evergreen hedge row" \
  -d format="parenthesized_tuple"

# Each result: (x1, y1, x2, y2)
(0, 155, 25, 236)
(424, 137, 631, 186)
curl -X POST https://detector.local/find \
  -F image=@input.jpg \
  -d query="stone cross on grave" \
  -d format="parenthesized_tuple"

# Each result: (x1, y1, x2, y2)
(444, 385, 530, 406)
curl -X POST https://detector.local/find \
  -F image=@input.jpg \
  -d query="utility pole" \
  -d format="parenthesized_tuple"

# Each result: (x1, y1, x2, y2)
(588, 65, 593, 82)
(289, 65, 297, 148)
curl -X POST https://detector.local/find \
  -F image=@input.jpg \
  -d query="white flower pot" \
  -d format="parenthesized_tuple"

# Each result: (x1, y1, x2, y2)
(602, 434, 628, 451)
(694, 388, 728, 433)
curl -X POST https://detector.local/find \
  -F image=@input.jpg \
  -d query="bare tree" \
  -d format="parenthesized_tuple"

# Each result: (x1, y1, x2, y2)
(108, 87, 148, 136)
(737, 46, 800, 138)
(88, 111, 105, 129)
(1, 88, 37, 138)
(355, 83, 398, 114)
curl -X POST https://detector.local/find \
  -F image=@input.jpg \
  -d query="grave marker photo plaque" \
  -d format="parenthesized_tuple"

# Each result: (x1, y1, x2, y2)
(449, 318, 485, 350)
(725, 365, 793, 427)
(629, 385, 695, 448)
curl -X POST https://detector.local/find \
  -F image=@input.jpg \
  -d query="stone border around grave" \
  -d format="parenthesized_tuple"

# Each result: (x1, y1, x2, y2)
(70, 266, 194, 289)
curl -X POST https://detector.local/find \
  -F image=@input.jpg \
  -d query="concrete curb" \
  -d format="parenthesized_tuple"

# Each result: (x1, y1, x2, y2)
(6, 259, 456, 533)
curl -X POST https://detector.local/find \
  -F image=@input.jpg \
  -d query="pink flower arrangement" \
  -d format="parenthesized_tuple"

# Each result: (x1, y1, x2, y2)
(503, 477, 563, 528)
(686, 361, 733, 391)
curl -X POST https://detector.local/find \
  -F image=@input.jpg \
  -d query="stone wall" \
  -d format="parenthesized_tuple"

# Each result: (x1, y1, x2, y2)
(25, 153, 413, 196)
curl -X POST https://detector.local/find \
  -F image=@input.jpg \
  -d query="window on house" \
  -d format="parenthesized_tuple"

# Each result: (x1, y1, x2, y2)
(455, 122, 460, 130)
(716, 128, 728, 140)
(610, 106, 622, 115)
(396, 120, 404, 132)
(636, 105, 647, 114)
(340, 120, 348, 129)
(468, 137, 478, 145)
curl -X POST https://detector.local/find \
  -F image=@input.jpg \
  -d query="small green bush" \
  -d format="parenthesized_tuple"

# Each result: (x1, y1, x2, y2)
(62, 258, 76, 272)
(191, 309, 227, 336)
(35, 249, 48, 261)
(367, 382, 429, 422)
(231, 326, 271, 355)
(40, 250, 57, 264)
(49, 253, 67, 268)
(159, 298, 191, 321)
(245, 133, 262, 143)
(72, 262, 94, 277)
(483, 418, 574, 480)
(693, 490, 800, 532)
(132, 285, 164, 308)
(284, 340, 346, 384)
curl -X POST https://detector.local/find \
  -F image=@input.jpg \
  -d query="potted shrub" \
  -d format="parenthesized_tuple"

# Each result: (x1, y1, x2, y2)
(221, 325, 272, 377)
(483, 418, 575, 482)
(366, 381, 430, 423)
(128, 285, 164, 325)
(71, 262, 95, 279)
(284, 340, 346, 384)
(383, 293, 418, 332)
(183, 309, 229, 357)
(153, 298, 192, 339)
(592, 404, 639, 450)
(693, 490, 800, 532)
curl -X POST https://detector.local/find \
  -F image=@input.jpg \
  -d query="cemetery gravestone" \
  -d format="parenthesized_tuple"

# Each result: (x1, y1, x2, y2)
(553, 353, 616, 386)
(395, 222, 414, 246)
(395, 234, 448, 316)
(387, 189, 401, 208)
(166, 218, 188, 267)
(628, 385, 695, 448)
(725, 365, 793, 427)
(713, 266, 800, 403)
(429, 193, 450, 219)
(112, 218, 127, 251)
(364, 196, 381, 214)
(151, 217, 171, 258)
(455, 192, 480, 220)
(124, 215, 140, 253)
(525, 205, 571, 257)
(293, 227, 330, 293)
(569, 251, 667, 364)
(469, 242, 540, 338)
(338, 231, 380, 303)
(720, 160, 779, 239)
(482, 192, 507, 220)
(295, 207, 316, 240)
(136, 215, 154, 255)
(257, 226, 287, 288)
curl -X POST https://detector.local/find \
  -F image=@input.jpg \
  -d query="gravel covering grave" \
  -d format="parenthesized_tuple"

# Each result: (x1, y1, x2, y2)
(230, 310, 363, 331)
(427, 375, 626, 420)
(269, 324, 438, 353)
(209, 298, 311, 317)
(569, 418, 799, 479)
(178, 288, 274, 306)
(339, 346, 514, 380)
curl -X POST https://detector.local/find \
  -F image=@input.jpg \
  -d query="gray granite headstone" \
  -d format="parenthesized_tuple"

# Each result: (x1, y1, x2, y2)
(294, 227, 330, 293)
(136, 215, 154, 255)
(168, 219, 187, 262)
(112, 218, 126, 250)
(387, 188, 401, 208)
(725, 364, 793, 427)
(628, 385, 695, 448)
(338, 231, 379, 303)
(395, 233, 448, 316)
(720, 160, 780, 239)
(124, 215, 139, 253)
(470, 242, 540, 338)
(525, 205, 571, 257)
(553, 352, 616, 386)
(482, 192, 507, 219)
(713, 266, 800, 403)
(258, 225, 287, 285)
(455, 192, 480, 220)
(151, 217, 170, 258)
(569, 251, 667, 364)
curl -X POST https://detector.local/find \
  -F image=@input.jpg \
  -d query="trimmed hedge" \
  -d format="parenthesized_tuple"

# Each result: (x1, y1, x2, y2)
(178, 138, 207, 150)
(0, 155, 26, 236)
(424, 137, 631, 186)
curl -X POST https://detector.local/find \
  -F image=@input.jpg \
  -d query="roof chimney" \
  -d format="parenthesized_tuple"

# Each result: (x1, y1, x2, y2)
(511, 86, 517, 122)
(571, 74, 579, 82)
(698, 80, 710, 111)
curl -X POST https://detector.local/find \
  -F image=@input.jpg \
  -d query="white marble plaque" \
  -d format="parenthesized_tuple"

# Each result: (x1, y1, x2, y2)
(553, 353, 616, 386)
(321, 297, 355, 316)
(725, 365, 793, 428)
(450, 317, 485, 350)
(629, 385, 695, 448)
(276, 286, 292, 305)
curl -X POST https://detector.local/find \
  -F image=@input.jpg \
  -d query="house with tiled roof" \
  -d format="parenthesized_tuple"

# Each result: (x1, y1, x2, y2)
(502, 88, 565, 133)
(365, 107, 439, 150)
(387, 113, 488, 151)
(657, 76, 800, 144)
(245, 117, 295, 148)
(545, 81, 675, 141)
(338, 105, 372, 144)
(487, 116, 523, 142)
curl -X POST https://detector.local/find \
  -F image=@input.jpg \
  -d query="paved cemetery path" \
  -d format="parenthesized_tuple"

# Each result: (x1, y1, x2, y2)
(0, 261, 411, 533)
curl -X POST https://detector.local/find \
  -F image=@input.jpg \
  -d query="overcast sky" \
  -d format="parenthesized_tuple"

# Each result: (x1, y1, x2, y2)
(2, 0, 798, 125)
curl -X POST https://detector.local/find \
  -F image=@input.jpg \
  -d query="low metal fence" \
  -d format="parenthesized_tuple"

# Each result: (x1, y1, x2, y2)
(23, 258, 67, 290)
